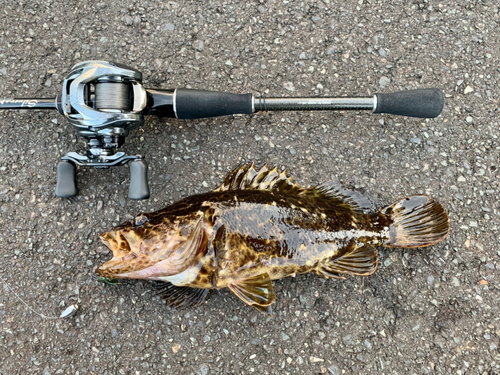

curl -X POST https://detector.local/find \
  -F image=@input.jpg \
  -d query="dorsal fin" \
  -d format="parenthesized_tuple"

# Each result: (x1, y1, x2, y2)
(301, 181, 372, 213)
(214, 165, 372, 213)
(213, 163, 302, 194)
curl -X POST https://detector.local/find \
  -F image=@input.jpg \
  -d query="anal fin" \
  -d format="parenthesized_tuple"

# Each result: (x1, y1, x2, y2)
(253, 304, 273, 316)
(317, 244, 379, 278)
(228, 273, 276, 316)
(155, 282, 209, 309)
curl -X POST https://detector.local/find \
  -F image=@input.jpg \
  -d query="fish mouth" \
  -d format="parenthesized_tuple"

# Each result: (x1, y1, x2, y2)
(97, 228, 187, 279)
(100, 230, 135, 258)
(97, 229, 145, 278)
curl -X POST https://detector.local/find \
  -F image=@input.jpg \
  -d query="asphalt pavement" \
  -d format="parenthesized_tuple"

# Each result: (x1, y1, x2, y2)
(0, 1, 499, 374)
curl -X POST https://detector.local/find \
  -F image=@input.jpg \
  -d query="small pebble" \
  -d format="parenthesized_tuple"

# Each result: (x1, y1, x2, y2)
(193, 40, 204, 51)
(60, 305, 78, 318)
(379, 76, 391, 87)
(410, 138, 420, 144)
(283, 82, 295, 92)
(123, 15, 133, 26)
(309, 357, 324, 363)
(427, 275, 435, 285)
(196, 364, 209, 375)
(163, 23, 175, 32)
(342, 334, 352, 344)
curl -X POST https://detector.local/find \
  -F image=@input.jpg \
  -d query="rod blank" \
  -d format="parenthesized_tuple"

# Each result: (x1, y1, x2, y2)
(0, 98, 57, 110)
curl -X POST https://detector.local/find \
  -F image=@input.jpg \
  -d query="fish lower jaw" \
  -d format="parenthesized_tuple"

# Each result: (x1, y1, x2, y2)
(96, 256, 143, 279)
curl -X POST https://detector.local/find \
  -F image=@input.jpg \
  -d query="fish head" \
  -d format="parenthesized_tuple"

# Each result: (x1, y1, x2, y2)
(97, 211, 207, 280)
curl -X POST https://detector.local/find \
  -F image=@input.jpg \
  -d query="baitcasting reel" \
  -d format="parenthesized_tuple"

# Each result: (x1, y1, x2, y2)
(0, 61, 444, 200)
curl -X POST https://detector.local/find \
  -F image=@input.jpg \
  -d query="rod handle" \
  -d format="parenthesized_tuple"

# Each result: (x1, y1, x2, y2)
(374, 88, 444, 118)
(175, 89, 253, 119)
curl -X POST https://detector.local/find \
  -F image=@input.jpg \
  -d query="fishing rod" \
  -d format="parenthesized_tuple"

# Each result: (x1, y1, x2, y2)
(0, 61, 444, 200)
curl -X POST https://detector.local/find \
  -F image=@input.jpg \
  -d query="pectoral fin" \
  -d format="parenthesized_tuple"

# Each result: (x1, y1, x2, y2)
(317, 244, 379, 279)
(156, 282, 209, 309)
(228, 273, 276, 316)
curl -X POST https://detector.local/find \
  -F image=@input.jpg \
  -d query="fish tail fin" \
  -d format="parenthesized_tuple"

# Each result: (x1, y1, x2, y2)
(380, 195, 449, 248)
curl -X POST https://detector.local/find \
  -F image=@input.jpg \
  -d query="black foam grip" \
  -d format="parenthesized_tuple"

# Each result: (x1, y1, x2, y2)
(55, 161, 78, 198)
(175, 89, 253, 119)
(129, 160, 150, 200)
(374, 88, 444, 118)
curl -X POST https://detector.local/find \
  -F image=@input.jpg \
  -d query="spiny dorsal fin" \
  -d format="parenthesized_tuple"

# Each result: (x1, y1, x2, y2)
(301, 181, 372, 213)
(155, 282, 209, 309)
(316, 243, 379, 279)
(214, 163, 301, 194)
(214, 165, 371, 213)
(228, 273, 275, 316)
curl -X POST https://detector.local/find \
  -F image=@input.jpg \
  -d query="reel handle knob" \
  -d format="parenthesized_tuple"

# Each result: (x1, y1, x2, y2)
(128, 159, 150, 200)
(55, 161, 78, 198)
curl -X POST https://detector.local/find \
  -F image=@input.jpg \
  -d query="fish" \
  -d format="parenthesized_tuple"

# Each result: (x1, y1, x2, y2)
(97, 164, 450, 315)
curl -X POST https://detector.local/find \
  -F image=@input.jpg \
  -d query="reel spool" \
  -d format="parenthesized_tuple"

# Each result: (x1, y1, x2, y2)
(55, 61, 150, 200)
(94, 82, 133, 111)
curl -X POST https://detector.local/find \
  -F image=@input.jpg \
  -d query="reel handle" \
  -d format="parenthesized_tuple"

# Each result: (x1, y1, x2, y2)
(128, 159, 150, 200)
(374, 88, 444, 118)
(55, 161, 78, 198)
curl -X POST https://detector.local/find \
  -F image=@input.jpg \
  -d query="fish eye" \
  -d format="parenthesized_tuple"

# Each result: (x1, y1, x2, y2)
(134, 214, 149, 226)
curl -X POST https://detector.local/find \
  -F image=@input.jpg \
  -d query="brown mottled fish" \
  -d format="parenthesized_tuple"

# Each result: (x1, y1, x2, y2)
(97, 164, 449, 315)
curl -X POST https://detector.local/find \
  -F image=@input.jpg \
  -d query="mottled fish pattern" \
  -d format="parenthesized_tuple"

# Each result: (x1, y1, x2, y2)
(98, 164, 450, 315)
